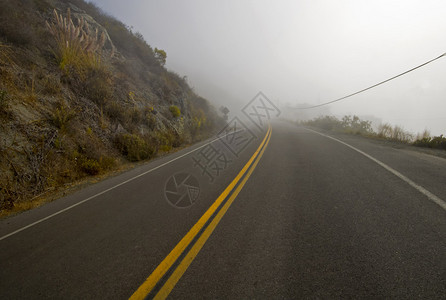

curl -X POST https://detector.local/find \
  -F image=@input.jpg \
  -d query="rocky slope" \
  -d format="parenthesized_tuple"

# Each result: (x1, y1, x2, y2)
(0, 0, 225, 213)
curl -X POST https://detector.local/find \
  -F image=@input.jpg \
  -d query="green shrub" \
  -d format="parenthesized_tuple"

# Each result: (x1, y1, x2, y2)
(304, 116, 342, 131)
(154, 48, 167, 66)
(341, 115, 374, 135)
(81, 158, 101, 175)
(414, 135, 446, 150)
(152, 129, 184, 152)
(430, 135, 446, 149)
(99, 156, 116, 170)
(159, 144, 172, 152)
(115, 134, 154, 161)
(78, 155, 115, 175)
(304, 115, 374, 134)
(413, 137, 431, 148)
(169, 105, 181, 118)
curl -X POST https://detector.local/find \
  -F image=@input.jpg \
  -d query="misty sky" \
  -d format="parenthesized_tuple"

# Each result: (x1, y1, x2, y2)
(89, 0, 446, 135)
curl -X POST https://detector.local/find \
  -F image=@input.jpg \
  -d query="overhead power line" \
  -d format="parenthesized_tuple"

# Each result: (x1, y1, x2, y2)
(292, 52, 446, 110)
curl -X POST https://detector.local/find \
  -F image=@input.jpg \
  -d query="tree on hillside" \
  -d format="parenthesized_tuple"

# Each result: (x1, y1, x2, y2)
(154, 47, 167, 66)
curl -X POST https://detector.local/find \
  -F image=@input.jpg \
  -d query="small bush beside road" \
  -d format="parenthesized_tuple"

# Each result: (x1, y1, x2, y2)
(413, 135, 446, 150)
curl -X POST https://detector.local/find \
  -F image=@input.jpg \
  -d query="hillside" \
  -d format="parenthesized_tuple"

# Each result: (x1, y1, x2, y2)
(0, 0, 225, 214)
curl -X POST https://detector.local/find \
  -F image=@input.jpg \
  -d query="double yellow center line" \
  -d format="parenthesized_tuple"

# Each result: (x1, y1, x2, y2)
(130, 125, 272, 300)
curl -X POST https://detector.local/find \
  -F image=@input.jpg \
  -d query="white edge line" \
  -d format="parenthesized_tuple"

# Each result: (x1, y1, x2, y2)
(0, 129, 246, 242)
(305, 128, 446, 210)
(305, 128, 446, 211)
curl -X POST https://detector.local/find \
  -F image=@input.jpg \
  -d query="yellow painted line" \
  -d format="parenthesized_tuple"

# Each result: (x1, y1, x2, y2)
(129, 125, 272, 300)
(154, 126, 272, 299)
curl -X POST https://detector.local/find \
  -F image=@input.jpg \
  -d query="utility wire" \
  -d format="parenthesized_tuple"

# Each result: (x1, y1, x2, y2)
(292, 52, 446, 110)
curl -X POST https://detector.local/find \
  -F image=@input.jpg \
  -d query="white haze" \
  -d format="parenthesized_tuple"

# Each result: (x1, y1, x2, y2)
(90, 0, 446, 135)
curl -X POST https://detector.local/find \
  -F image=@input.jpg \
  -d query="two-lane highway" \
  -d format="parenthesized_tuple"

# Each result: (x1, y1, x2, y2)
(1, 121, 445, 299)
(170, 121, 446, 299)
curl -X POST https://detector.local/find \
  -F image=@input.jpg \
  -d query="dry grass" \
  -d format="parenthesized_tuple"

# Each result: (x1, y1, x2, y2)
(51, 103, 76, 131)
(0, 44, 17, 66)
(377, 123, 414, 143)
(46, 8, 106, 77)
(416, 129, 431, 141)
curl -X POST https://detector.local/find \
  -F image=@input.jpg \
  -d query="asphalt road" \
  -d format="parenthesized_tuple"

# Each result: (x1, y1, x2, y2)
(0, 121, 445, 299)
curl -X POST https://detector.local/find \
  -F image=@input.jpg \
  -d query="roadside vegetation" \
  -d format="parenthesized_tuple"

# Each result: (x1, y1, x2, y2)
(413, 134, 446, 150)
(302, 115, 445, 149)
(0, 0, 225, 216)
